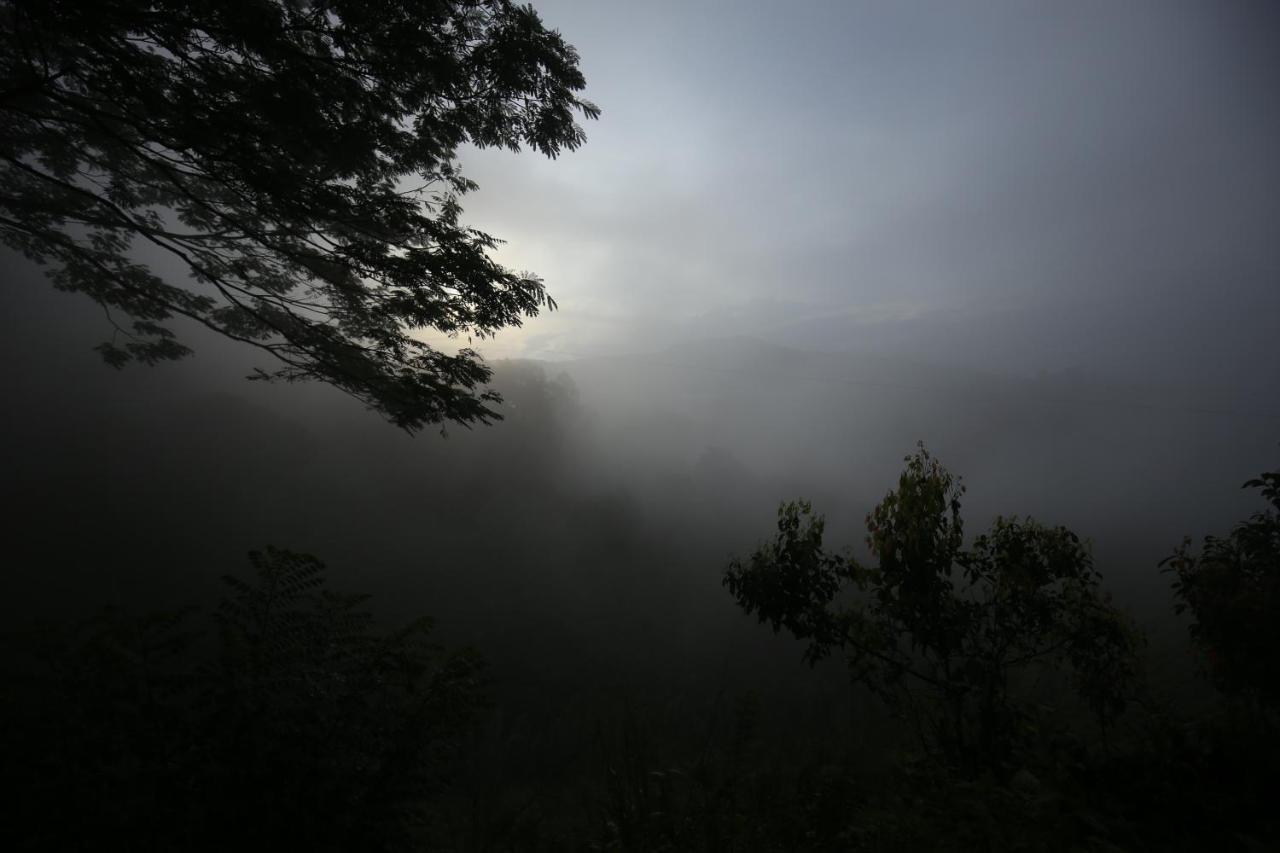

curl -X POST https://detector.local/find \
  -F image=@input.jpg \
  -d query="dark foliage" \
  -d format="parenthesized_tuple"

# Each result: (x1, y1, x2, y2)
(725, 445, 1140, 774)
(0, 0, 597, 430)
(1164, 469, 1280, 709)
(4, 450, 1279, 850)
(2, 547, 486, 851)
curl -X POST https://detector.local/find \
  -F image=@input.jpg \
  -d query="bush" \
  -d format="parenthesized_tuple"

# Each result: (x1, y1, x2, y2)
(725, 445, 1140, 774)
(2, 547, 486, 851)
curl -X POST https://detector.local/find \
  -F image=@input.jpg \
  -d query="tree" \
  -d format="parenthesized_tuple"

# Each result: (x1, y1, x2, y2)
(1163, 468, 1280, 709)
(0, 0, 598, 431)
(3, 546, 487, 851)
(724, 445, 1139, 773)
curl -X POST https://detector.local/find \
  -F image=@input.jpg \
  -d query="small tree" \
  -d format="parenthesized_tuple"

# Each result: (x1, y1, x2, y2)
(1163, 469, 1280, 710)
(208, 547, 488, 849)
(3, 547, 486, 851)
(725, 445, 1138, 773)
(0, 0, 598, 431)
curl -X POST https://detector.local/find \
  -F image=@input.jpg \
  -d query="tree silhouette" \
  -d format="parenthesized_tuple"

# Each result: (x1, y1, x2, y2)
(725, 445, 1139, 773)
(0, 0, 598, 430)
(1164, 468, 1280, 709)
(2, 547, 486, 851)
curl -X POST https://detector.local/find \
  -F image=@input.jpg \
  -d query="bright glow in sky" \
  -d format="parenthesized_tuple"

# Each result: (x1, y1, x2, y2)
(450, 1, 1277, 395)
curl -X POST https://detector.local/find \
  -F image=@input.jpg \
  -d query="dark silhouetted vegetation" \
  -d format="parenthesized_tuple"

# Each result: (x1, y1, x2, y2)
(5, 450, 1277, 851)
(0, 0, 597, 430)
(707, 449, 1280, 852)
(726, 445, 1140, 775)
(1164, 470, 1280, 711)
(3, 547, 486, 851)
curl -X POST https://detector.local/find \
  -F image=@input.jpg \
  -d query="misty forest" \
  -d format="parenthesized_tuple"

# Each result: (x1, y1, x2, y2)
(2, 1, 1278, 851)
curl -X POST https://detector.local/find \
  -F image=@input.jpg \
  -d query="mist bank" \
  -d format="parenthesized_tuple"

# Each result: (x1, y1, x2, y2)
(1, 265, 1274, 805)
(4, 263, 1274, 650)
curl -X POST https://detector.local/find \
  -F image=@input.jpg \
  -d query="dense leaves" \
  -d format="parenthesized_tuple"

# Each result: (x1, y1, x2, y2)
(1164, 469, 1280, 708)
(0, 0, 598, 430)
(2, 547, 486, 851)
(725, 445, 1140, 772)
(720, 499, 845, 663)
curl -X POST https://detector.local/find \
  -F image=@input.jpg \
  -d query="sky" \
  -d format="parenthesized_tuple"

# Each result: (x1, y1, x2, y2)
(454, 0, 1279, 397)
(3, 0, 1277, 570)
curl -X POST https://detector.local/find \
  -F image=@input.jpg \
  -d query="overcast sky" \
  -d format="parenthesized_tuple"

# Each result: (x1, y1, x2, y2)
(453, 0, 1278, 395)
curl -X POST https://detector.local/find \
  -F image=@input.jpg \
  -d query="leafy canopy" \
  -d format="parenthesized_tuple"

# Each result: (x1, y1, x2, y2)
(3, 546, 486, 850)
(0, 0, 598, 430)
(725, 445, 1139, 771)
(1164, 468, 1280, 707)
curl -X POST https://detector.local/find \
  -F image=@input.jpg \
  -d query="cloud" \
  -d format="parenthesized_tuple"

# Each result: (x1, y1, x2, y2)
(442, 1, 1280, 395)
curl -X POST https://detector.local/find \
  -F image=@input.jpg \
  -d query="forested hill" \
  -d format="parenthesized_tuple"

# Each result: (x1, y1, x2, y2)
(4, 278, 1272, 648)
(3, 265, 1277, 850)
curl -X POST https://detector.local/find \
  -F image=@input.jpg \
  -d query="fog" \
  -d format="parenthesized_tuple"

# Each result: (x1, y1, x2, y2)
(460, 1, 1280, 399)
(2, 2, 1279, 845)
(3, 240, 1274, 681)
